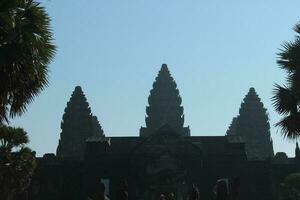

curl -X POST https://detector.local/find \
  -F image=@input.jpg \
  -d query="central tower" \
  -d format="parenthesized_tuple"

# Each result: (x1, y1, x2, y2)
(140, 64, 190, 137)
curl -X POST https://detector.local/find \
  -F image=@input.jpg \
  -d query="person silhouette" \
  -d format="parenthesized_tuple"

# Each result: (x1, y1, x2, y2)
(159, 194, 166, 200)
(167, 192, 175, 200)
(189, 184, 200, 200)
(87, 181, 110, 200)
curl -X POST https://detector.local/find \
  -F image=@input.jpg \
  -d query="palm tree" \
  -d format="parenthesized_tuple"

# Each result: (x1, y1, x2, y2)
(0, 1, 55, 198)
(0, 0, 56, 123)
(0, 125, 36, 200)
(272, 22, 300, 139)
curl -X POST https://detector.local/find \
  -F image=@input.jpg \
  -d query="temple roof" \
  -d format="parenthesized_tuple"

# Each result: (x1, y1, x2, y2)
(85, 135, 245, 160)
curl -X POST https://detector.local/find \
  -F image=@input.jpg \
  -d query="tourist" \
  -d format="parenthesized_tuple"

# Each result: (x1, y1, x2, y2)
(87, 182, 110, 200)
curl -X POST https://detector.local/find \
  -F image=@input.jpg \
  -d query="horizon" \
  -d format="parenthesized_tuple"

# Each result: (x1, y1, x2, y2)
(10, 0, 300, 157)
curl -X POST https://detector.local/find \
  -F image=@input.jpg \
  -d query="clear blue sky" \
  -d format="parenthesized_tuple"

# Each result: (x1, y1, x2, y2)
(11, 0, 300, 156)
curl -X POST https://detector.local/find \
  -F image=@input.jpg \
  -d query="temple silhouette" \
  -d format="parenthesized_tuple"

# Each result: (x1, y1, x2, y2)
(29, 64, 300, 200)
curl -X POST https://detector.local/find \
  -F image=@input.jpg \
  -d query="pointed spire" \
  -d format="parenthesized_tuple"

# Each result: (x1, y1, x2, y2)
(161, 63, 168, 71)
(57, 86, 103, 160)
(140, 64, 190, 137)
(238, 88, 270, 136)
(226, 87, 274, 160)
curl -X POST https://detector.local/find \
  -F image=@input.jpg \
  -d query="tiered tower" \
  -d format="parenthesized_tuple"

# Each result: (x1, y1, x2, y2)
(226, 117, 238, 136)
(140, 64, 190, 137)
(56, 86, 104, 160)
(91, 116, 104, 137)
(227, 87, 274, 160)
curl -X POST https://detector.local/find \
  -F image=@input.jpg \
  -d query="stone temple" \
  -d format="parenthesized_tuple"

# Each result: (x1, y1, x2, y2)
(28, 64, 300, 200)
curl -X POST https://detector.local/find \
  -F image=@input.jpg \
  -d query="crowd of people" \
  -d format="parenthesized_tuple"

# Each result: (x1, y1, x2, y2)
(86, 178, 240, 200)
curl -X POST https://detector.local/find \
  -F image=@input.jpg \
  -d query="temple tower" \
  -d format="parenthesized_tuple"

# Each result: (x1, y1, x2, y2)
(91, 116, 104, 137)
(226, 117, 238, 136)
(56, 86, 104, 160)
(227, 87, 274, 160)
(140, 64, 190, 137)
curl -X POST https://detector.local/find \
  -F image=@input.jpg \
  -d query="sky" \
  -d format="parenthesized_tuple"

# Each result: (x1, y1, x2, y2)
(10, 0, 300, 157)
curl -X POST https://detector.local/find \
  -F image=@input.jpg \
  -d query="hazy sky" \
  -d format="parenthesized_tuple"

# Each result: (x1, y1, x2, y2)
(11, 0, 300, 156)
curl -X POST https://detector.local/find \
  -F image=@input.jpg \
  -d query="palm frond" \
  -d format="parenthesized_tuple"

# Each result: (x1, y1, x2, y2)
(275, 112, 300, 139)
(272, 84, 297, 115)
(0, 125, 28, 150)
(0, 0, 56, 123)
(293, 22, 300, 35)
(277, 40, 300, 72)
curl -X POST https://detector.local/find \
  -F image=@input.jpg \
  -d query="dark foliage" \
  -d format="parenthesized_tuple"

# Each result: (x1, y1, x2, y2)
(0, 0, 56, 123)
(280, 173, 300, 200)
(272, 22, 300, 139)
(0, 125, 36, 200)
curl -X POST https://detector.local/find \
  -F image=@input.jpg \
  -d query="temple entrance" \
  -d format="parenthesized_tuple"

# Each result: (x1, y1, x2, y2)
(142, 153, 189, 200)
(128, 127, 203, 200)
